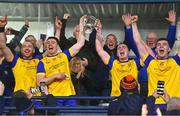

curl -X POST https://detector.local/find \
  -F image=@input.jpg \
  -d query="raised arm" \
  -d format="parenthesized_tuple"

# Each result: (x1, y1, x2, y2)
(131, 17, 148, 59)
(166, 10, 176, 49)
(69, 15, 85, 56)
(95, 22, 109, 64)
(16, 17, 29, 42)
(0, 16, 14, 62)
(54, 15, 72, 51)
(122, 13, 140, 57)
(60, 13, 70, 39)
(8, 17, 29, 50)
(54, 16, 62, 40)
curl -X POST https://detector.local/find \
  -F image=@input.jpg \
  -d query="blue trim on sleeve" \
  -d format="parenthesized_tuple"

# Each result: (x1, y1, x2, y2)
(10, 55, 19, 68)
(125, 26, 140, 57)
(167, 25, 176, 49)
(152, 48, 157, 55)
(37, 61, 45, 73)
(108, 57, 115, 69)
(63, 49, 72, 61)
(172, 54, 180, 66)
(138, 67, 148, 82)
(144, 55, 154, 67)
(134, 58, 142, 70)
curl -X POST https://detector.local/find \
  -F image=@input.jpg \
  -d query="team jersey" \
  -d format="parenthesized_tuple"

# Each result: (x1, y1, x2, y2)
(37, 49, 75, 96)
(10, 55, 39, 93)
(105, 56, 141, 96)
(142, 53, 180, 104)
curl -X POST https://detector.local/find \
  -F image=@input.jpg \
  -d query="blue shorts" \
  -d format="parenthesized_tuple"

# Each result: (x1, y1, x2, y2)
(57, 99, 77, 106)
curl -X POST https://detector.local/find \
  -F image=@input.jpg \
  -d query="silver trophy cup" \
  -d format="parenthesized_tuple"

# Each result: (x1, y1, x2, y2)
(84, 15, 98, 34)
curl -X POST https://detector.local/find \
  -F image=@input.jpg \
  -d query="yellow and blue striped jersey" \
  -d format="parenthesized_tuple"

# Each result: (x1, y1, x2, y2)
(105, 56, 141, 96)
(142, 53, 180, 104)
(10, 55, 39, 93)
(37, 49, 75, 96)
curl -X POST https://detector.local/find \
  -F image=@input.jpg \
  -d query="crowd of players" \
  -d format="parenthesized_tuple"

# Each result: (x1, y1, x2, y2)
(0, 10, 180, 115)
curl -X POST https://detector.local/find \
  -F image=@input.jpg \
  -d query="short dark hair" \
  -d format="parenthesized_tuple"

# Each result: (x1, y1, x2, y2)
(13, 90, 27, 98)
(118, 42, 130, 51)
(13, 90, 34, 113)
(47, 36, 59, 44)
(157, 38, 168, 43)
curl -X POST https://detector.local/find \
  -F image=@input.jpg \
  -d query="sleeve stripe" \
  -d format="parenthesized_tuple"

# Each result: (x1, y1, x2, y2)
(63, 49, 72, 61)
(108, 57, 114, 70)
(172, 54, 180, 66)
(144, 55, 154, 67)
(134, 58, 142, 70)
(37, 61, 45, 73)
(10, 55, 18, 68)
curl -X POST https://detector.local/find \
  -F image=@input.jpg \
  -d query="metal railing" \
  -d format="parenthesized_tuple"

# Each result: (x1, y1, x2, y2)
(4, 96, 114, 100)
(3, 96, 114, 115)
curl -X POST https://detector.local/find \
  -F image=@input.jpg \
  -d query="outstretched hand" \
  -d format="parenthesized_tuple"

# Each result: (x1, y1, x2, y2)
(95, 19, 102, 33)
(79, 15, 86, 33)
(77, 15, 87, 41)
(131, 15, 138, 23)
(122, 13, 132, 27)
(95, 19, 104, 45)
(24, 17, 29, 27)
(55, 16, 62, 30)
(165, 10, 176, 25)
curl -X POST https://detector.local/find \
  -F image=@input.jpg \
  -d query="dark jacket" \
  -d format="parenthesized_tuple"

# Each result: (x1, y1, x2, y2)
(7, 25, 28, 53)
(0, 60, 15, 96)
(71, 73, 88, 96)
(108, 93, 144, 115)
(58, 19, 98, 72)
(92, 45, 117, 96)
